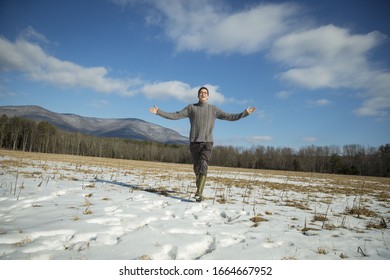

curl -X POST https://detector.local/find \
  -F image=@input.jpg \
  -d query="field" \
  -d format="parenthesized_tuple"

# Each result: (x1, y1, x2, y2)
(0, 149, 389, 260)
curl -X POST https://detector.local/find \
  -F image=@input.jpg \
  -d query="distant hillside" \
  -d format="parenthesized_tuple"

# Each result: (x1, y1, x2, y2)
(0, 105, 188, 144)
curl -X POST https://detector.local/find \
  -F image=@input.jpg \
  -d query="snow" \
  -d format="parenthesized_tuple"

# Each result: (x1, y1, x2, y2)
(1, 150, 389, 261)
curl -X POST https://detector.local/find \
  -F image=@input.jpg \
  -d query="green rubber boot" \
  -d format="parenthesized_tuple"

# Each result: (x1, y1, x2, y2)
(195, 175, 206, 202)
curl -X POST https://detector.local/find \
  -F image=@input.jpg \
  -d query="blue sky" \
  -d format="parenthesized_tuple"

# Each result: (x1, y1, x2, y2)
(0, 0, 389, 149)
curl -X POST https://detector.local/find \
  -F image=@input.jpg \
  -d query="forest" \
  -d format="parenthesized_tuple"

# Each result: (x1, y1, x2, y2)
(1, 114, 389, 177)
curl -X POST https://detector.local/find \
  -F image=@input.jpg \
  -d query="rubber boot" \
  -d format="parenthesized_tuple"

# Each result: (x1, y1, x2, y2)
(195, 175, 206, 202)
(194, 174, 201, 199)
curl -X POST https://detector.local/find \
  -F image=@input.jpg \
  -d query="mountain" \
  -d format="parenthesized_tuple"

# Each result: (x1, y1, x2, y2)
(0, 105, 188, 144)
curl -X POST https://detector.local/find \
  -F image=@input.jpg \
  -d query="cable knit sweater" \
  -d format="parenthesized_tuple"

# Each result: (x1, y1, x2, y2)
(156, 102, 249, 143)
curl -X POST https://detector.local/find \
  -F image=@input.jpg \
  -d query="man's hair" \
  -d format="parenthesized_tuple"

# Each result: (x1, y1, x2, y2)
(198, 86, 209, 97)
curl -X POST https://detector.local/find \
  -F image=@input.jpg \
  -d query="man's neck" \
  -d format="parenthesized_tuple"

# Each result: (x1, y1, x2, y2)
(198, 100, 208, 106)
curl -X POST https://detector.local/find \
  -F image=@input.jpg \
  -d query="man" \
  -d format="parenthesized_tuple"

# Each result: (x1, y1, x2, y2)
(148, 86, 256, 202)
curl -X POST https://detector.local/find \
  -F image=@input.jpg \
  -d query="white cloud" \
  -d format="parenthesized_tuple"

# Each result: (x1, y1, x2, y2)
(20, 26, 53, 45)
(272, 25, 381, 67)
(354, 71, 390, 117)
(307, 99, 331, 107)
(0, 33, 140, 96)
(275, 91, 293, 100)
(151, 1, 299, 54)
(303, 137, 319, 143)
(271, 24, 390, 117)
(247, 135, 273, 143)
(140, 80, 225, 103)
(272, 25, 384, 88)
(0, 27, 234, 104)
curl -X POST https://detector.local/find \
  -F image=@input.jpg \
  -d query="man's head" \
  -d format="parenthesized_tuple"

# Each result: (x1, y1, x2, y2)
(198, 86, 209, 103)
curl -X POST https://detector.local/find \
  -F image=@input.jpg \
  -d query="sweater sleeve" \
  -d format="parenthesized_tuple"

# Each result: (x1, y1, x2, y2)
(156, 105, 190, 120)
(214, 106, 249, 121)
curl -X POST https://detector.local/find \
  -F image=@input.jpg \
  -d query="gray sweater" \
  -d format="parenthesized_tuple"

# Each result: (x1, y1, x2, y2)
(157, 102, 249, 143)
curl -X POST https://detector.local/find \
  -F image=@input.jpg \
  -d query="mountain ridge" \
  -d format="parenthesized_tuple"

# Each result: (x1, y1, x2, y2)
(0, 105, 188, 144)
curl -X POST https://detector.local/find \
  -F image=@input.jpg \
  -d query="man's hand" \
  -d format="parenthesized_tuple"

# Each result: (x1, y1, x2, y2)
(246, 106, 256, 114)
(148, 105, 159, 114)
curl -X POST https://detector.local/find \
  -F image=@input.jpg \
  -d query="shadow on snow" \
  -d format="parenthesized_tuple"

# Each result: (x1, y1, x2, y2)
(94, 178, 197, 203)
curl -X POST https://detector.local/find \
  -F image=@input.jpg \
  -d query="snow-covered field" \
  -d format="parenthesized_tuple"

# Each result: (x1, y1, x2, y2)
(1, 150, 389, 260)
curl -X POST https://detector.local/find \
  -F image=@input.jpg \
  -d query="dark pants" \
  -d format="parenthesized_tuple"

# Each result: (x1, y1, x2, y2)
(189, 142, 213, 176)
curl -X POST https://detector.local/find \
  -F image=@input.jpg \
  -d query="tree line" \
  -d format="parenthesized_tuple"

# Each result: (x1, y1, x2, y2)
(1, 115, 389, 177)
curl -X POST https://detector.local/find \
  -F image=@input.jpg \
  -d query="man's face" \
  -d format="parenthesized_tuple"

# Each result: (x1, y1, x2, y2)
(198, 89, 209, 103)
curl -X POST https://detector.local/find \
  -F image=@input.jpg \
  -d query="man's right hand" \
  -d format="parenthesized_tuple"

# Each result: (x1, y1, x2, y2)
(148, 105, 159, 114)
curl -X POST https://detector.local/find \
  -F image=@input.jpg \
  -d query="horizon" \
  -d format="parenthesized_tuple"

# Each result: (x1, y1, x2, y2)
(1, 104, 388, 153)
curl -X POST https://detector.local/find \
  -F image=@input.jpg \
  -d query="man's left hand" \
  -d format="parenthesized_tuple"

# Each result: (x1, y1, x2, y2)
(246, 106, 256, 114)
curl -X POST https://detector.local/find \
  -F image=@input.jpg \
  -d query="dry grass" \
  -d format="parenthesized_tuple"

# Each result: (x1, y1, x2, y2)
(14, 237, 32, 247)
(250, 215, 268, 223)
(345, 206, 378, 218)
(366, 218, 387, 229)
(138, 254, 152, 260)
(83, 207, 93, 215)
(284, 200, 311, 210)
(312, 214, 328, 222)
(250, 214, 268, 227)
(317, 247, 328, 255)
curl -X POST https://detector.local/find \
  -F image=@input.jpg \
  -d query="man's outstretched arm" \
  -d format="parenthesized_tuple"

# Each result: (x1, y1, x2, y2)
(216, 106, 256, 121)
(148, 105, 189, 120)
